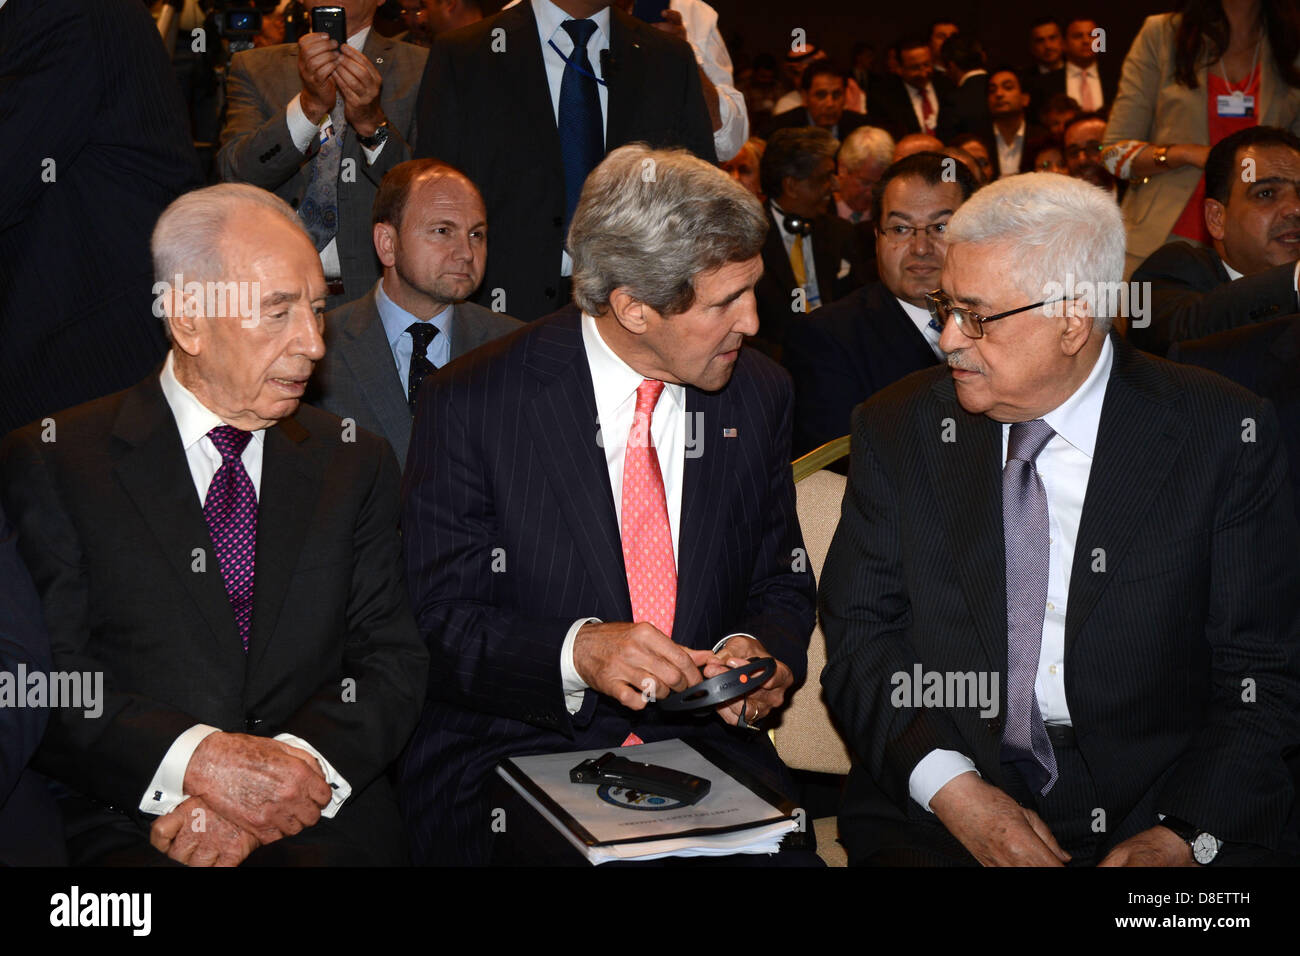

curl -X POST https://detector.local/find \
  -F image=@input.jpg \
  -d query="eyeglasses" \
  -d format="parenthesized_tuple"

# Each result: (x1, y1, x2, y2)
(925, 289, 1068, 339)
(878, 222, 949, 243)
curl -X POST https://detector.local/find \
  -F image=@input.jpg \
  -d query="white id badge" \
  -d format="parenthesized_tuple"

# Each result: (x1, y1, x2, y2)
(1216, 91, 1254, 117)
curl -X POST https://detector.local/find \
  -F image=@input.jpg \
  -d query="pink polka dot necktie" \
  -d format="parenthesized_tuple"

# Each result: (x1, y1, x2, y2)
(204, 425, 258, 652)
(621, 380, 676, 637)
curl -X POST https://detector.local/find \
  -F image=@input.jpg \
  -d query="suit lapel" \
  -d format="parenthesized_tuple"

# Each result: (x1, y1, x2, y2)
(873, 284, 938, 369)
(604, 9, 644, 149)
(919, 374, 1007, 675)
(811, 217, 840, 303)
(674, 386, 734, 643)
(522, 313, 632, 619)
(340, 289, 412, 440)
(763, 210, 797, 295)
(246, 415, 322, 671)
(449, 301, 474, 360)
(1065, 335, 1184, 654)
(505, 0, 566, 184)
(110, 376, 244, 668)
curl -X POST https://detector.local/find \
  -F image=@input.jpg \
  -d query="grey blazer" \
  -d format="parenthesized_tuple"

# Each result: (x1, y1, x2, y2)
(216, 32, 428, 306)
(309, 282, 524, 465)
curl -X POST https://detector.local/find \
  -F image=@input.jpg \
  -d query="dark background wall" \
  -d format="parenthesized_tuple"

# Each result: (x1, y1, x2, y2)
(708, 1, 1175, 76)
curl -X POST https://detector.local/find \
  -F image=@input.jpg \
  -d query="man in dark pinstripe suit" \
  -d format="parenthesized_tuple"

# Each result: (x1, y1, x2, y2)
(398, 145, 816, 865)
(821, 173, 1300, 867)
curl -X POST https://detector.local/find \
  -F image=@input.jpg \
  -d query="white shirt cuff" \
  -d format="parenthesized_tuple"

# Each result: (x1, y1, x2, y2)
(1292, 259, 1299, 295)
(712, 86, 749, 162)
(562, 617, 601, 714)
(908, 750, 980, 813)
(286, 94, 322, 154)
(139, 723, 220, 815)
(712, 632, 755, 657)
(274, 733, 351, 818)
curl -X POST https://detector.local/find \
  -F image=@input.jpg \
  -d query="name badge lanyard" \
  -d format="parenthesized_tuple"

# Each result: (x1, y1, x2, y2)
(1217, 38, 1260, 118)
(548, 37, 609, 87)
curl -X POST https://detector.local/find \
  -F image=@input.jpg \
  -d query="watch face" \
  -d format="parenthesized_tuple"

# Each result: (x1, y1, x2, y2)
(1193, 832, 1218, 864)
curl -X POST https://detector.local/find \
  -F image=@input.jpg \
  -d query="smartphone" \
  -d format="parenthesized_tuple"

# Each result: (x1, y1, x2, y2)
(631, 0, 665, 24)
(310, 5, 347, 43)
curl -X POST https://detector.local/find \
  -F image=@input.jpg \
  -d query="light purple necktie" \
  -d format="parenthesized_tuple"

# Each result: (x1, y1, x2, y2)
(203, 425, 257, 651)
(1001, 419, 1059, 795)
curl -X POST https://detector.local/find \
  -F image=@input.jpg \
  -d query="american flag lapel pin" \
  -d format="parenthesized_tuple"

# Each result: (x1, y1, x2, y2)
(722, 427, 738, 438)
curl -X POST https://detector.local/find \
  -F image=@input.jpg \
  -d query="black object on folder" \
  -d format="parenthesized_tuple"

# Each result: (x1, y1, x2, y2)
(570, 751, 711, 804)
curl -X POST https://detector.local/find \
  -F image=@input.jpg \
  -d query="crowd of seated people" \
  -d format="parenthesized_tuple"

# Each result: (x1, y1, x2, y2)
(1, 0, 1298, 869)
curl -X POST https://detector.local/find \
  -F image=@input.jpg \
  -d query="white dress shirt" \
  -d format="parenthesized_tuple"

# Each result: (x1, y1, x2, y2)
(508, 0, 748, 159)
(908, 335, 1115, 811)
(897, 297, 945, 360)
(771, 200, 822, 310)
(284, 26, 386, 282)
(906, 81, 939, 135)
(529, 0, 611, 277)
(1066, 62, 1104, 111)
(670, 0, 748, 161)
(995, 118, 1027, 178)
(140, 352, 351, 818)
(559, 312, 687, 711)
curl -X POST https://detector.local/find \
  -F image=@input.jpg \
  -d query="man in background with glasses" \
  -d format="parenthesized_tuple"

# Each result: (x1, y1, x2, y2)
(783, 152, 976, 456)
(821, 172, 1300, 867)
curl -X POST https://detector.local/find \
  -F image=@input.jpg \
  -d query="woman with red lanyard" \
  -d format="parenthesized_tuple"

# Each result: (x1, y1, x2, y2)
(1102, 0, 1300, 279)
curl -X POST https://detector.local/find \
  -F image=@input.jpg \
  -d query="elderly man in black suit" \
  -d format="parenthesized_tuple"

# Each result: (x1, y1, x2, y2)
(1131, 126, 1300, 355)
(821, 172, 1300, 867)
(397, 144, 815, 865)
(217, 0, 429, 310)
(0, 0, 202, 436)
(309, 159, 522, 465)
(783, 152, 977, 456)
(0, 184, 428, 866)
(414, 0, 716, 322)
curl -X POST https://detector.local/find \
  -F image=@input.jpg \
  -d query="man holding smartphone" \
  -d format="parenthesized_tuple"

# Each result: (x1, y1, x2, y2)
(217, 0, 428, 310)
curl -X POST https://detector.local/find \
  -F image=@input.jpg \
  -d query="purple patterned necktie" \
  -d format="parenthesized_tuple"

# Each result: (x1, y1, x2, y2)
(203, 425, 257, 651)
(1001, 419, 1059, 795)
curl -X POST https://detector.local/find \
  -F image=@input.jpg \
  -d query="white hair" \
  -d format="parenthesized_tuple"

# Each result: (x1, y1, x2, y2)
(945, 172, 1125, 330)
(152, 182, 306, 287)
(838, 125, 895, 171)
(569, 144, 767, 316)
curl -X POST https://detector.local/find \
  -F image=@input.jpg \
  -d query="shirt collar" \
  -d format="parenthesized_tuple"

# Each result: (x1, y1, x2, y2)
(580, 311, 686, 412)
(1038, 333, 1114, 459)
(533, 0, 610, 46)
(376, 279, 454, 350)
(959, 68, 988, 85)
(1067, 61, 1096, 79)
(1222, 260, 1244, 281)
(347, 26, 371, 52)
(159, 350, 268, 452)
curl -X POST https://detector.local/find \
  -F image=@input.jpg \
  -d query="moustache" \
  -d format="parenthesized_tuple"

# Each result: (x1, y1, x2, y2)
(946, 350, 983, 372)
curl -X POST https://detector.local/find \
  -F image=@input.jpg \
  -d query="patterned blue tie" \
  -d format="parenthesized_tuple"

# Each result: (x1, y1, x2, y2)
(298, 95, 347, 252)
(1001, 419, 1059, 795)
(558, 18, 603, 234)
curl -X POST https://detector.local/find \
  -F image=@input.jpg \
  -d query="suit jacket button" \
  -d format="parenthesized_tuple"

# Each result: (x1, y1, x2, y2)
(245, 716, 263, 732)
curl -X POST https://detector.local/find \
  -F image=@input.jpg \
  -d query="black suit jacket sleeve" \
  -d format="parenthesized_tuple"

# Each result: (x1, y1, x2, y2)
(402, 374, 580, 735)
(275, 445, 428, 789)
(1132, 244, 1299, 355)
(1154, 397, 1300, 844)
(728, 373, 813, 685)
(0, 512, 52, 804)
(819, 405, 970, 810)
(0, 431, 201, 811)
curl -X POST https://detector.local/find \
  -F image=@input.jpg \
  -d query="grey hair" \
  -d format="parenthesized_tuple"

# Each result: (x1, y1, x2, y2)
(152, 182, 306, 288)
(944, 172, 1125, 331)
(568, 144, 768, 316)
(838, 125, 895, 171)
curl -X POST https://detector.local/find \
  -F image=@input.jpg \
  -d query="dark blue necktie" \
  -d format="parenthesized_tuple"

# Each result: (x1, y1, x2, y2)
(558, 18, 603, 233)
(407, 321, 438, 413)
(1000, 419, 1059, 795)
